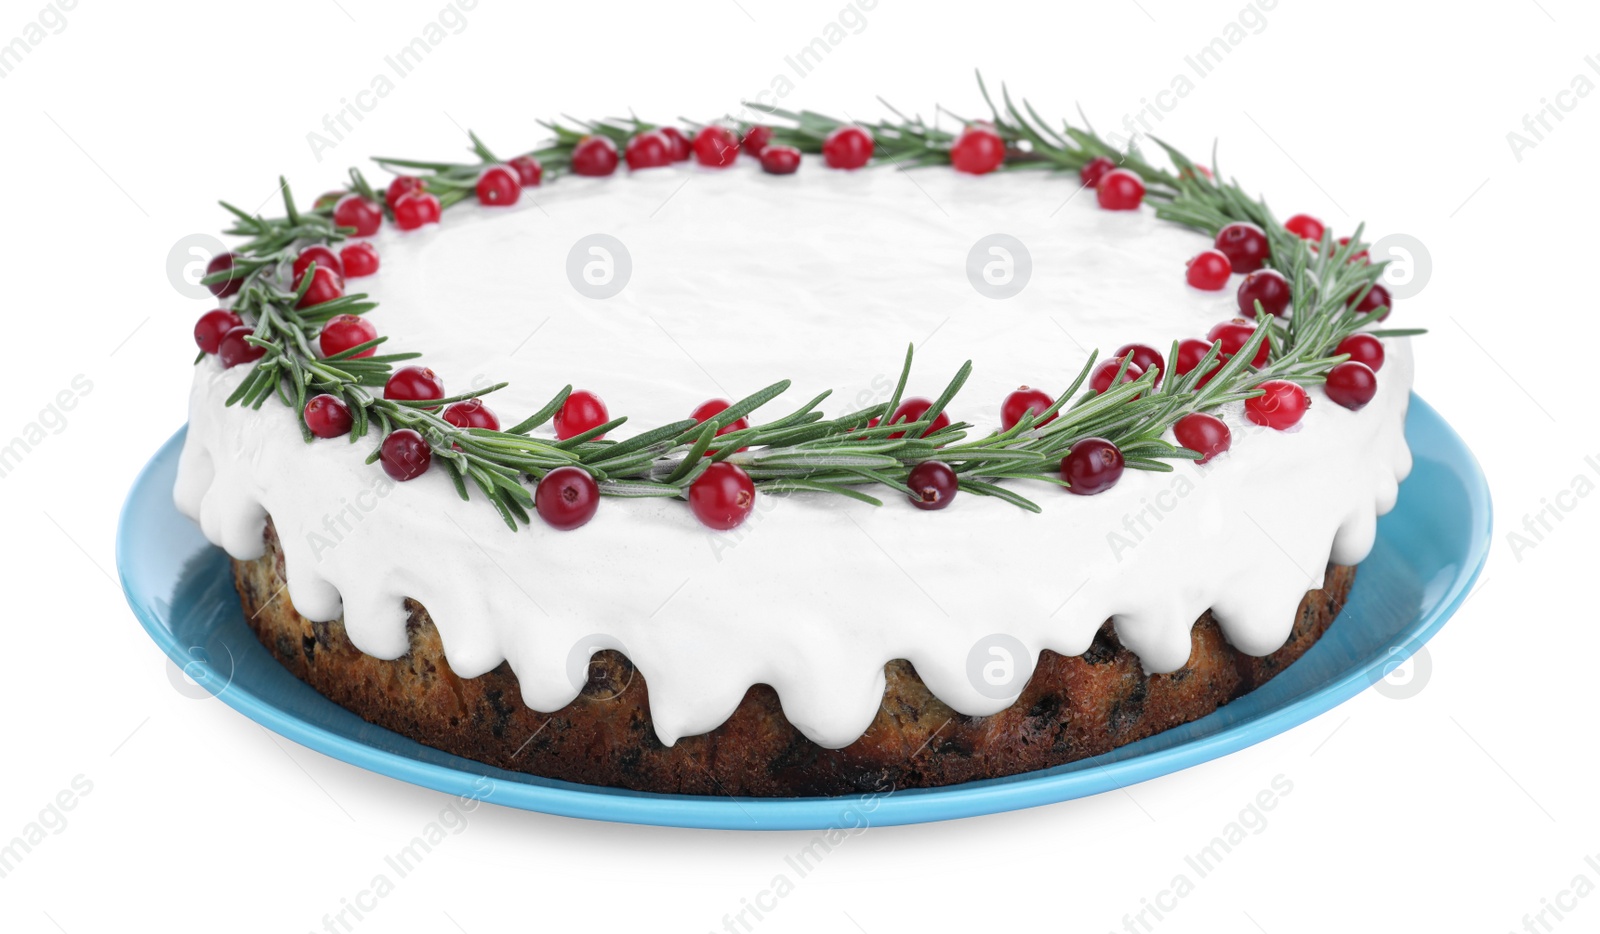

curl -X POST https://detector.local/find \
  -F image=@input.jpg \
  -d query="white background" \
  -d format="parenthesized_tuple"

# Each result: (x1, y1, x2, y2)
(1, 0, 1596, 931)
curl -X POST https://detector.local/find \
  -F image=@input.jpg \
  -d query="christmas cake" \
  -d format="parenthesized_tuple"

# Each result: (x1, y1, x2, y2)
(175, 86, 1415, 796)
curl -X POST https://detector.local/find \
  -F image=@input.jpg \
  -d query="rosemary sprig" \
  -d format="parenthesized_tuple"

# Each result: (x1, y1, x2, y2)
(201, 77, 1413, 530)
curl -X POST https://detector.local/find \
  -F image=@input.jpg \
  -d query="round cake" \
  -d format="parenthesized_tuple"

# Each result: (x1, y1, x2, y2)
(174, 98, 1414, 796)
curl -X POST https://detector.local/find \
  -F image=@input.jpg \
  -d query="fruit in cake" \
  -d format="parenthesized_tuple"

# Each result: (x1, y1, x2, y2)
(1237, 269, 1291, 318)
(822, 125, 873, 169)
(1096, 168, 1144, 210)
(216, 326, 264, 368)
(692, 126, 740, 167)
(1079, 155, 1116, 189)
(294, 265, 344, 309)
(1090, 359, 1143, 395)
(1185, 249, 1232, 290)
(1213, 221, 1269, 273)
(1324, 361, 1378, 410)
(380, 428, 432, 481)
(571, 135, 620, 176)
(318, 314, 377, 359)
(1336, 333, 1385, 372)
(535, 466, 601, 530)
(475, 165, 521, 205)
(193, 309, 242, 354)
(1061, 437, 1124, 495)
(304, 394, 354, 439)
(293, 245, 343, 280)
(759, 145, 801, 175)
(339, 242, 380, 278)
(950, 124, 1006, 175)
(1000, 386, 1055, 430)
(625, 131, 673, 170)
(392, 191, 441, 230)
(333, 195, 382, 236)
(907, 460, 959, 510)
(688, 462, 757, 529)
(1114, 343, 1165, 387)
(1284, 212, 1325, 241)
(508, 155, 544, 186)
(885, 398, 949, 439)
(204, 251, 243, 298)
(383, 365, 445, 409)
(1245, 380, 1310, 429)
(554, 390, 609, 440)
(1174, 413, 1231, 464)
(443, 399, 500, 431)
(740, 125, 773, 156)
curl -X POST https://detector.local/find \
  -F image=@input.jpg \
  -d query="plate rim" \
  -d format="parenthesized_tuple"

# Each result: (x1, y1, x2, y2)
(117, 393, 1491, 830)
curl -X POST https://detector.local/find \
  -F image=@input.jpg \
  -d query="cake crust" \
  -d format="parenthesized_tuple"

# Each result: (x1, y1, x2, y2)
(236, 519, 1354, 797)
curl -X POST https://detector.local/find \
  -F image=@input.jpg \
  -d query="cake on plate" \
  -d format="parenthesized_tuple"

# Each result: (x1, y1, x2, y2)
(175, 86, 1415, 797)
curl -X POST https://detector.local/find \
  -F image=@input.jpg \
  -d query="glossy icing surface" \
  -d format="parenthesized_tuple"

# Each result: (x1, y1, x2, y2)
(176, 158, 1412, 748)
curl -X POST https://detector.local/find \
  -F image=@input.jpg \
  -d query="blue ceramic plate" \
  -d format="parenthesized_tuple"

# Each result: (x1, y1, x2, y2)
(117, 395, 1489, 830)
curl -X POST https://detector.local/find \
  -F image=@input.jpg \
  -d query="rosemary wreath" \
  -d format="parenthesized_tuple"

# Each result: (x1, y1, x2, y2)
(199, 76, 1421, 531)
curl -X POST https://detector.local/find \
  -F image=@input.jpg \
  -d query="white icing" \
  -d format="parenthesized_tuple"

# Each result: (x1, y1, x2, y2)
(175, 157, 1413, 748)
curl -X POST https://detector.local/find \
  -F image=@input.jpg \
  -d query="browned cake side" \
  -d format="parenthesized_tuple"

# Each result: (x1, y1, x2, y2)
(236, 519, 1354, 797)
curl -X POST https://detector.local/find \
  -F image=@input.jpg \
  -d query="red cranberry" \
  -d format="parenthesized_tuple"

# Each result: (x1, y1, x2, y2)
(690, 399, 750, 455)
(386, 176, 425, 206)
(475, 165, 521, 205)
(571, 136, 619, 176)
(625, 131, 673, 170)
(1096, 169, 1145, 210)
(1174, 413, 1231, 464)
(1061, 438, 1124, 495)
(1351, 283, 1392, 320)
(1245, 380, 1309, 429)
(657, 127, 692, 162)
(907, 461, 959, 510)
(1090, 359, 1143, 395)
(741, 125, 774, 157)
(886, 398, 950, 439)
(443, 399, 500, 431)
(822, 125, 873, 169)
(1207, 320, 1270, 368)
(292, 245, 343, 282)
(688, 462, 757, 530)
(554, 390, 609, 440)
(392, 191, 441, 230)
(1115, 343, 1166, 386)
(1284, 213, 1325, 241)
(1079, 156, 1116, 189)
(760, 145, 801, 175)
(509, 155, 544, 187)
(1186, 249, 1233, 290)
(333, 195, 382, 237)
(295, 265, 344, 309)
(340, 242, 380, 278)
(1325, 361, 1378, 410)
(383, 365, 445, 409)
(1336, 333, 1385, 372)
(535, 466, 600, 530)
(1001, 387, 1055, 431)
(319, 314, 377, 359)
(1175, 337, 1222, 385)
(205, 252, 244, 298)
(692, 126, 740, 167)
(380, 428, 432, 481)
(304, 394, 353, 439)
(950, 125, 1005, 175)
(194, 309, 243, 354)
(1214, 222, 1270, 273)
(217, 326, 265, 368)
(1237, 269, 1291, 318)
